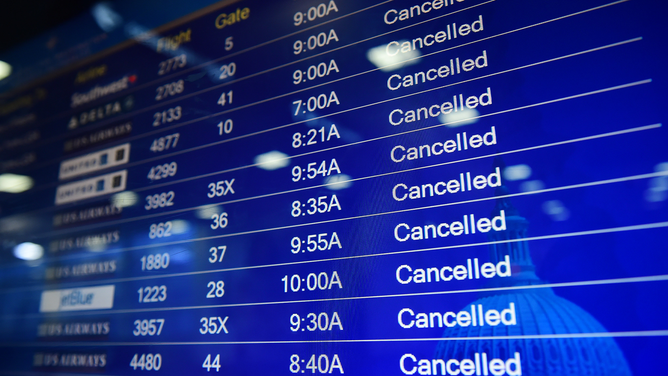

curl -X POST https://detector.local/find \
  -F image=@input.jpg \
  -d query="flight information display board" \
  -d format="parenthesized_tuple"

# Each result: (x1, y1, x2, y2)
(0, 0, 667, 374)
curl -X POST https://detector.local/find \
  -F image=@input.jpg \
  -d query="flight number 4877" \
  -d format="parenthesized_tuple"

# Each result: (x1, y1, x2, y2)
(150, 133, 179, 152)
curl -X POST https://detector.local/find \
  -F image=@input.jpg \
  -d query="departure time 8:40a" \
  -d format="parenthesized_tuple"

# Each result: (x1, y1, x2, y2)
(290, 354, 344, 374)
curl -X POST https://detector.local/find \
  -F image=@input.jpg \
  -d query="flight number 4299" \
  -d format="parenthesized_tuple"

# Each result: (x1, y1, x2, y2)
(147, 162, 177, 181)
(291, 195, 341, 217)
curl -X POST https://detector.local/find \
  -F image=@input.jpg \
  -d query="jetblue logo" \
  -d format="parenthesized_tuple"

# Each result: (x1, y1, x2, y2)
(40, 285, 115, 312)
(60, 290, 94, 308)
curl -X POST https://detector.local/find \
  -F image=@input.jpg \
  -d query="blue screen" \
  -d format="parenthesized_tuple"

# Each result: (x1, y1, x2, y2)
(0, 0, 667, 374)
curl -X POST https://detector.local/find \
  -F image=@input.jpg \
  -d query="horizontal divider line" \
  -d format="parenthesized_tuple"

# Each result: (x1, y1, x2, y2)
(3, 329, 667, 347)
(8, 272, 668, 320)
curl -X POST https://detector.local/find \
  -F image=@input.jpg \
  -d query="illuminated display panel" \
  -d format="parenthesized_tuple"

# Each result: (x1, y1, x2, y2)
(0, 0, 667, 374)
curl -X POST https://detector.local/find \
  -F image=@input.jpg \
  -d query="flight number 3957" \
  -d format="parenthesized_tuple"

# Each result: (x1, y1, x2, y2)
(133, 319, 165, 336)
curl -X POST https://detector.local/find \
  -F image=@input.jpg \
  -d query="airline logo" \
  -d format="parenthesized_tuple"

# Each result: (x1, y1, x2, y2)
(59, 143, 130, 180)
(55, 170, 127, 205)
(39, 285, 115, 312)
(70, 75, 137, 108)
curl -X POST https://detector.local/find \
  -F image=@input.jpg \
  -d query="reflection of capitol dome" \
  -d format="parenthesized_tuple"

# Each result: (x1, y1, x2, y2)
(435, 290, 631, 375)
(435, 166, 631, 375)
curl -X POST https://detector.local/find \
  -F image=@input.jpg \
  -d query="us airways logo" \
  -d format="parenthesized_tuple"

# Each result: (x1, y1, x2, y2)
(70, 74, 137, 108)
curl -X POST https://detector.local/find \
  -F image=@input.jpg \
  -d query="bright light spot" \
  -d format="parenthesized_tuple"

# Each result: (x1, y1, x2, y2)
(649, 176, 668, 192)
(645, 172, 668, 202)
(0, 60, 12, 81)
(87, 242, 107, 252)
(644, 163, 668, 202)
(0, 218, 26, 232)
(519, 180, 545, 192)
(0, 173, 33, 193)
(91, 2, 123, 32)
(645, 189, 667, 203)
(170, 220, 189, 234)
(503, 165, 532, 181)
(13, 242, 44, 260)
(366, 42, 420, 72)
(255, 151, 290, 170)
(168, 248, 191, 263)
(655, 162, 668, 172)
(542, 200, 570, 221)
(325, 174, 352, 190)
(111, 191, 138, 207)
(196, 204, 222, 219)
(439, 108, 480, 127)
